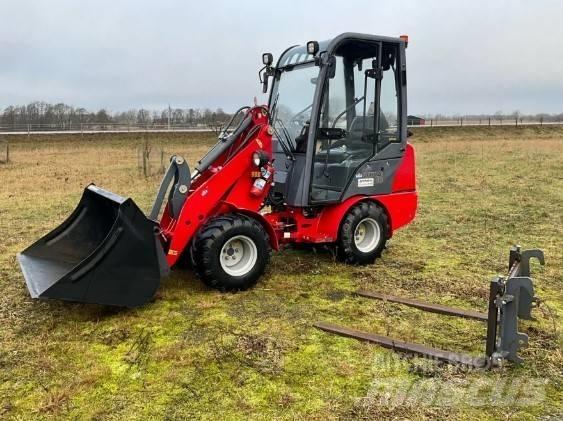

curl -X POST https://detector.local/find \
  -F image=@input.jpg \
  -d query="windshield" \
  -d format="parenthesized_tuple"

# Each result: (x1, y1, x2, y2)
(270, 63, 320, 153)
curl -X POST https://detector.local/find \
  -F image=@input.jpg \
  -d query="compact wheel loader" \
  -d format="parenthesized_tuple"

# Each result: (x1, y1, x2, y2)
(18, 33, 417, 307)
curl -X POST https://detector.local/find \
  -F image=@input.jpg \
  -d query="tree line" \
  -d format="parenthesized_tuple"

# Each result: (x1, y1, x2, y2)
(2, 102, 562, 129)
(0, 102, 232, 128)
(423, 110, 563, 123)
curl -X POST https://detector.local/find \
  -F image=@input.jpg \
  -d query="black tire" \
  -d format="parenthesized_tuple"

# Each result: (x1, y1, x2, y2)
(175, 244, 196, 269)
(191, 214, 271, 291)
(338, 202, 389, 264)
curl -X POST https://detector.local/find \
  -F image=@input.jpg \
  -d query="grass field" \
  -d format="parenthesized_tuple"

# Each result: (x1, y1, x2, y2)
(0, 127, 561, 419)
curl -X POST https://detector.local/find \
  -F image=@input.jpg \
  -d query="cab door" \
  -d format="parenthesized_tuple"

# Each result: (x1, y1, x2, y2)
(341, 42, 405, 200)
(309, 45, 377, 203)
(309, 41, 404, 203)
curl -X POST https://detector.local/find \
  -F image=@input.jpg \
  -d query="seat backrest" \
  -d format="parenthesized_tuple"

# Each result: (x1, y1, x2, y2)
(349, 114, 388, 133)
(349, 115, 373, 133)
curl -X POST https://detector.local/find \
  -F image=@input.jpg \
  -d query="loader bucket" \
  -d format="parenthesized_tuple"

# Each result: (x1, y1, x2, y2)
(17, 185, 169, 307)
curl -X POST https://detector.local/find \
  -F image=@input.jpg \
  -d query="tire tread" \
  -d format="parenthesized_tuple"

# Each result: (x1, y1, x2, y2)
(191, 214, 270, 291)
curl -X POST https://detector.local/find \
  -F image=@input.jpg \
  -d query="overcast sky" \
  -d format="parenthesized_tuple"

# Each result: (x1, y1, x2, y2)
(1, 0, 561, 115)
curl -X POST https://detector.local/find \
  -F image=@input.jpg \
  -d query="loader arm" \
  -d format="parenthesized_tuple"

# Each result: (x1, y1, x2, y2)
(160, 107, 275, 267)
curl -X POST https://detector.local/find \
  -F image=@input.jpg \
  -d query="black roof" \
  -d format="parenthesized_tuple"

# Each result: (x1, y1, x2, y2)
(278, 33, 405, 68)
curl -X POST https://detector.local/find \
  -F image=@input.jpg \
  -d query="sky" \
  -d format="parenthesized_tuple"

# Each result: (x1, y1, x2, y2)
(1, 0, 562, 116)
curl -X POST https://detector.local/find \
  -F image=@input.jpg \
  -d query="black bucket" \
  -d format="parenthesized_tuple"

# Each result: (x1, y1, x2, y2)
(17, 185, 169, 307)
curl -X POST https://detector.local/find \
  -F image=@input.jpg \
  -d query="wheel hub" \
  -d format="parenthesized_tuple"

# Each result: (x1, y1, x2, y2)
(220, 236, 257, 276)
(354, 218, 381, 253)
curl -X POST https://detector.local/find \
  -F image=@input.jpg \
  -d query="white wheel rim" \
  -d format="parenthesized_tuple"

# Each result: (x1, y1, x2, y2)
(219, 235, 258, 277)
(354, 218, 381, 253)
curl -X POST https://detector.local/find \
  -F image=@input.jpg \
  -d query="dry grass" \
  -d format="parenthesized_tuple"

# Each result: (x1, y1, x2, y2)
(0, 127, 561, 419)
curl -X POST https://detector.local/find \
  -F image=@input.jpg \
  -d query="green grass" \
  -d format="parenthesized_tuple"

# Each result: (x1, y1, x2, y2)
(0, 127, 561, 419)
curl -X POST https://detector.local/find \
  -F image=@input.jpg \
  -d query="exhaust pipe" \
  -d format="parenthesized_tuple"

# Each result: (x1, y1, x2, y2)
(17, 185, 169, 307)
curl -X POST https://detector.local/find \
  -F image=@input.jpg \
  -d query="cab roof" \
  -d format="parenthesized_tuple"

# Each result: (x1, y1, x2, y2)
(278, 32, 404, 68)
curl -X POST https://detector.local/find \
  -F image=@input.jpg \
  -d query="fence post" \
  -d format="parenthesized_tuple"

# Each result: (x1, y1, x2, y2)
(142, 148, 148, 177)
(6, 141, 9, 163)
(460, 117, 463, 127)
(141, 140, 151, 177)
(27, 123, 30, 137)
(515, 118, 518, 127)
(488, 117, 491, 126)
(430, 118, 433, 127)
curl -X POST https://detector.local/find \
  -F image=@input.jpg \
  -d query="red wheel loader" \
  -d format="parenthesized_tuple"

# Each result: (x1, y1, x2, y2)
(18, 33, 417, 307)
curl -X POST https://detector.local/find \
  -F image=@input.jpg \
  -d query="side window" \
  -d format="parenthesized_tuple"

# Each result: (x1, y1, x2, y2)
(311, 46, 380, 203)
(379, 46, 400, 144)
(353, 58, 376, 139)
(318, 56, 346, 129)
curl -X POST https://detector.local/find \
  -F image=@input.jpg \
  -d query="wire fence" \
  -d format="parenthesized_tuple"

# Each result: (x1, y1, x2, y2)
(0, 122, 216, 135)
(1, 118, 562, 135)
(409, 117, 563, 128)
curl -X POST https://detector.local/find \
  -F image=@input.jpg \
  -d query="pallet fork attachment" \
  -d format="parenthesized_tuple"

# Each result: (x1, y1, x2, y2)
(315, 246, 545, 368)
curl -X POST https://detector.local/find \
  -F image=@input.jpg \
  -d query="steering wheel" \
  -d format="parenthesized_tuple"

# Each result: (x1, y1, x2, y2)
(331, 96, 365, 129)
(331, 109, 347, 129)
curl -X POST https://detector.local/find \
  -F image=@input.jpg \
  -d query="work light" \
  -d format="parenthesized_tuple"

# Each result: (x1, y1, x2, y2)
(307, 41, 319, 56)
(262, 53, 273, 66)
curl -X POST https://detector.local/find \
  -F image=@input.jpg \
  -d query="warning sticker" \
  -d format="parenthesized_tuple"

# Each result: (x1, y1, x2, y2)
(358, 178, 375, 187)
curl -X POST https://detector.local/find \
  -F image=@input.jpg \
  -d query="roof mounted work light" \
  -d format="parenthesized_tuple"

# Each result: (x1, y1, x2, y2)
(307, 41, 319, 56)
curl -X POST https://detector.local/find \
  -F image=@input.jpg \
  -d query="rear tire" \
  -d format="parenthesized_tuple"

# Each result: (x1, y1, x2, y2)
(338, 202, 389, 264)
(191, 214, 270, 291)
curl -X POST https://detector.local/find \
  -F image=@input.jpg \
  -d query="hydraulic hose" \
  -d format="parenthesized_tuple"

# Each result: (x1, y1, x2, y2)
(196, 114, 253, 173)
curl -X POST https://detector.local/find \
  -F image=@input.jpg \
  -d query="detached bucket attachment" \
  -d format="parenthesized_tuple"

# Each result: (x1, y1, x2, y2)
(17, 185, 169, 307)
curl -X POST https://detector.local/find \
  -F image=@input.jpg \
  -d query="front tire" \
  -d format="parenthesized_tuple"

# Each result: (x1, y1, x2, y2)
(338, 202, 389, 264)
(191, 214, 270, 291)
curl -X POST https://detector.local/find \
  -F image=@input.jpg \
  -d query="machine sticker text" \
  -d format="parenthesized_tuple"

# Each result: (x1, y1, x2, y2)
(358, 178, 375, 187)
